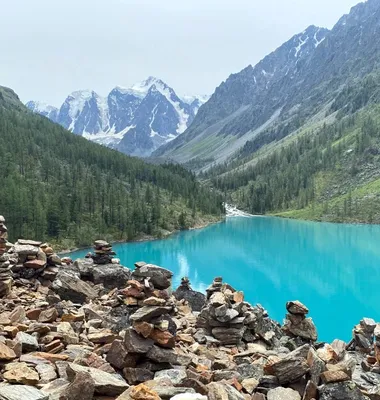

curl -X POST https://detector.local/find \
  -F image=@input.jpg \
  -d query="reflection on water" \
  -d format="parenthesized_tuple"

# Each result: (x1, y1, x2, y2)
(68, 217, 380, 342)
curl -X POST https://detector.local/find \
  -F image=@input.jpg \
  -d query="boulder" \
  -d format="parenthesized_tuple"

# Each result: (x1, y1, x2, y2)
(52, 271, 97, 303)
(173, 286, 206, 312)
(60, 368, 95, 400)
(132, 264, 173, 289)
(91, 264, 131, 289)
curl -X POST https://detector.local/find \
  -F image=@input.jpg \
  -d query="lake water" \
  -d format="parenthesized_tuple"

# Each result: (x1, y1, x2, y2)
(67, 216, 380, 342)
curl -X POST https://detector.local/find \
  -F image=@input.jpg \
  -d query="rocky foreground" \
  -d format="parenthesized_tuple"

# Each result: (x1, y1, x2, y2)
(1, 218, 380, 399)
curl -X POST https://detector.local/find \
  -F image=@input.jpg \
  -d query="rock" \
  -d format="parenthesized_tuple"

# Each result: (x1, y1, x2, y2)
(149, 329, 176, 348)
(267, 387, 301, 400)
(207, 382, 245, 400)
(241, 377, 259, 394)
(106, 339, 130, 370)
(173, 284, 206, 312)
(271, 345, 310, 384)
(0, 343, 16, 361)
(146, 345, 179, 365)
(286, 301, 309, 315)
(211, 327, 245, 345)
(13, 244, 39, 255)
(319, 381, 369, 400)
(60, 368, 95, 400)
(132, 264, 173, 289)
(91, 264, 131, 289)
(134, 322, 154, 338)
(144, 297, 167, 306)
(0, 384, 49, 400)
(40, 379, 70, 399)
(124, 328, 154, 353)
(38, 308, 58, 323)
(302, 380, 317, 400)
(155, 369, 187, 385)
(16, 331, 39, 352)
(320, 370, 350, 384)
(51, 271, 97, 303)
(24, 260, 46, 269)
(35, 363, 57, 384)
(123, 368, 154, 385)
(170, 395, 207, 400)
(87, 329, 119, 344)
(130, 306, 173, 322)
(118, 383, 161, 400)
(3, 363, 39, 385)
(286, 317, 318, 341)
(67, 363, 128, 395)
(307, 347, 326, 385)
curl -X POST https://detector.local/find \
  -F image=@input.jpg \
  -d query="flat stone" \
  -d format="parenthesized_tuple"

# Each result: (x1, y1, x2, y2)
(14, 244, 40, 255)
(170, 395, 207, 400)
(0, 384, 49, 400)
(68, 363, 128, 396)
(129, 306, 172, 322)
(87, 329, 119, 344)
(35, 364, 57, 384)
(267, 387, 301, 400)
(17, 239, 43, 246)
(320, 370, 350, 384)
(3, 363, 39, 385)
(24, 260, 46, 269)
(146, 345, 179, 365)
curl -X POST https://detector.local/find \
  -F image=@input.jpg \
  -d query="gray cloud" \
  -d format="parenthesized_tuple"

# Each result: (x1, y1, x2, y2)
(0, 0, 360, 106)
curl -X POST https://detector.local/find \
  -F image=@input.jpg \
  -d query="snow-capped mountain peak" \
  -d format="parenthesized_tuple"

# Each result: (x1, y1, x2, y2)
(26, 77, 209, 157)
(26, 100, 59, 122)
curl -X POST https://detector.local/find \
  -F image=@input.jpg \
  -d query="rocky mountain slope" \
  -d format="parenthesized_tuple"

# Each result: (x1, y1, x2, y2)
(1, 85, 223, 248)
(0, 222, 379, 400)
(154, 0, 380, 170)
(26, 77, 208, 157)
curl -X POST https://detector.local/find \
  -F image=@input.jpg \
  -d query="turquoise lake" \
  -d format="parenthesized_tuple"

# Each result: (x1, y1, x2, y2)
(67, 216, 380, 343)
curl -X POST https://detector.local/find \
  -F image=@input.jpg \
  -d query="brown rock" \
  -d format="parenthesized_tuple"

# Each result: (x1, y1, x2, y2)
(302, 380, 318, 400)
(133, 322, 154, 338)
(26, 308, 43, 320)
(320, 370, 350, 384)
(24, 259, 47, 269)
(32, 352, 69, 362)
(60, 368, 95, 400)
(4, 325, 19, 338)
(3, 362, 39, 385)
(87, 329, 119, 344)
(38, 308, 58, 323)
(106, 339, 130, 370)
(149, 329, 176, 348)
(0, 342, 17, 360)
(286, 301, 309, 315)
(124, 328, 154, 353)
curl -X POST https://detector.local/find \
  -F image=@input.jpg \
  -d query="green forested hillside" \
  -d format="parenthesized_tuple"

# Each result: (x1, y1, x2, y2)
(0, 87, 223, 248)
(205, 73, 380, 224)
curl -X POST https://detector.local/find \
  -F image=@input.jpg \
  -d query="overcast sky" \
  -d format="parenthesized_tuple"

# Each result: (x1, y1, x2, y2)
(0, 0, 361, 106)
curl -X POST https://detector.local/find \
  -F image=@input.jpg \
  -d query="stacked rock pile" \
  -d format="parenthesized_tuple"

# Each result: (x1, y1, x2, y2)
(112, 262, 183, 385)
(282, 300, 318, 341)
(91, 240, 116, 265)
(11, 240, 61, 283)
(0, 216, 13, 296)
(197, 277, 282, 346)
(173, 277, 206, 312)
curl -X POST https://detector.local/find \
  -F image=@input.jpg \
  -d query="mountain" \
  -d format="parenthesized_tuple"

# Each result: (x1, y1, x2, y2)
(26, 77, 208, 157)
(199, 0, 380, 223)
(1, 85, 223, 248)
(154, 0, 380, 170)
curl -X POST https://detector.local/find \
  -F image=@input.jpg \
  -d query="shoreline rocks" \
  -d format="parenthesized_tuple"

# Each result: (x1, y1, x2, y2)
(0, 227, 379, 399)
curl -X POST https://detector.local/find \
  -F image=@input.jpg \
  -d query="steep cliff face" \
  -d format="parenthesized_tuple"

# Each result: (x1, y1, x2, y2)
(154, 0, 380, 169)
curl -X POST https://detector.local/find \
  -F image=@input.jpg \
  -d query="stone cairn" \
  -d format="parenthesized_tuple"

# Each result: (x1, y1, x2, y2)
(113, 261, 181, 385)
(196, 277, 282, 346)
(283, 300, 318, 341)
(173, 277, 206, 312)
(89, 240, 117, 265)
(0, 216, 13, 296)
(11, 240, 61, 284)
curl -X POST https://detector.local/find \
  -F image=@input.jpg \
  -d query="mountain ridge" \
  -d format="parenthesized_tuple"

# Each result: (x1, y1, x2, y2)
(26, 77, 209, 157)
